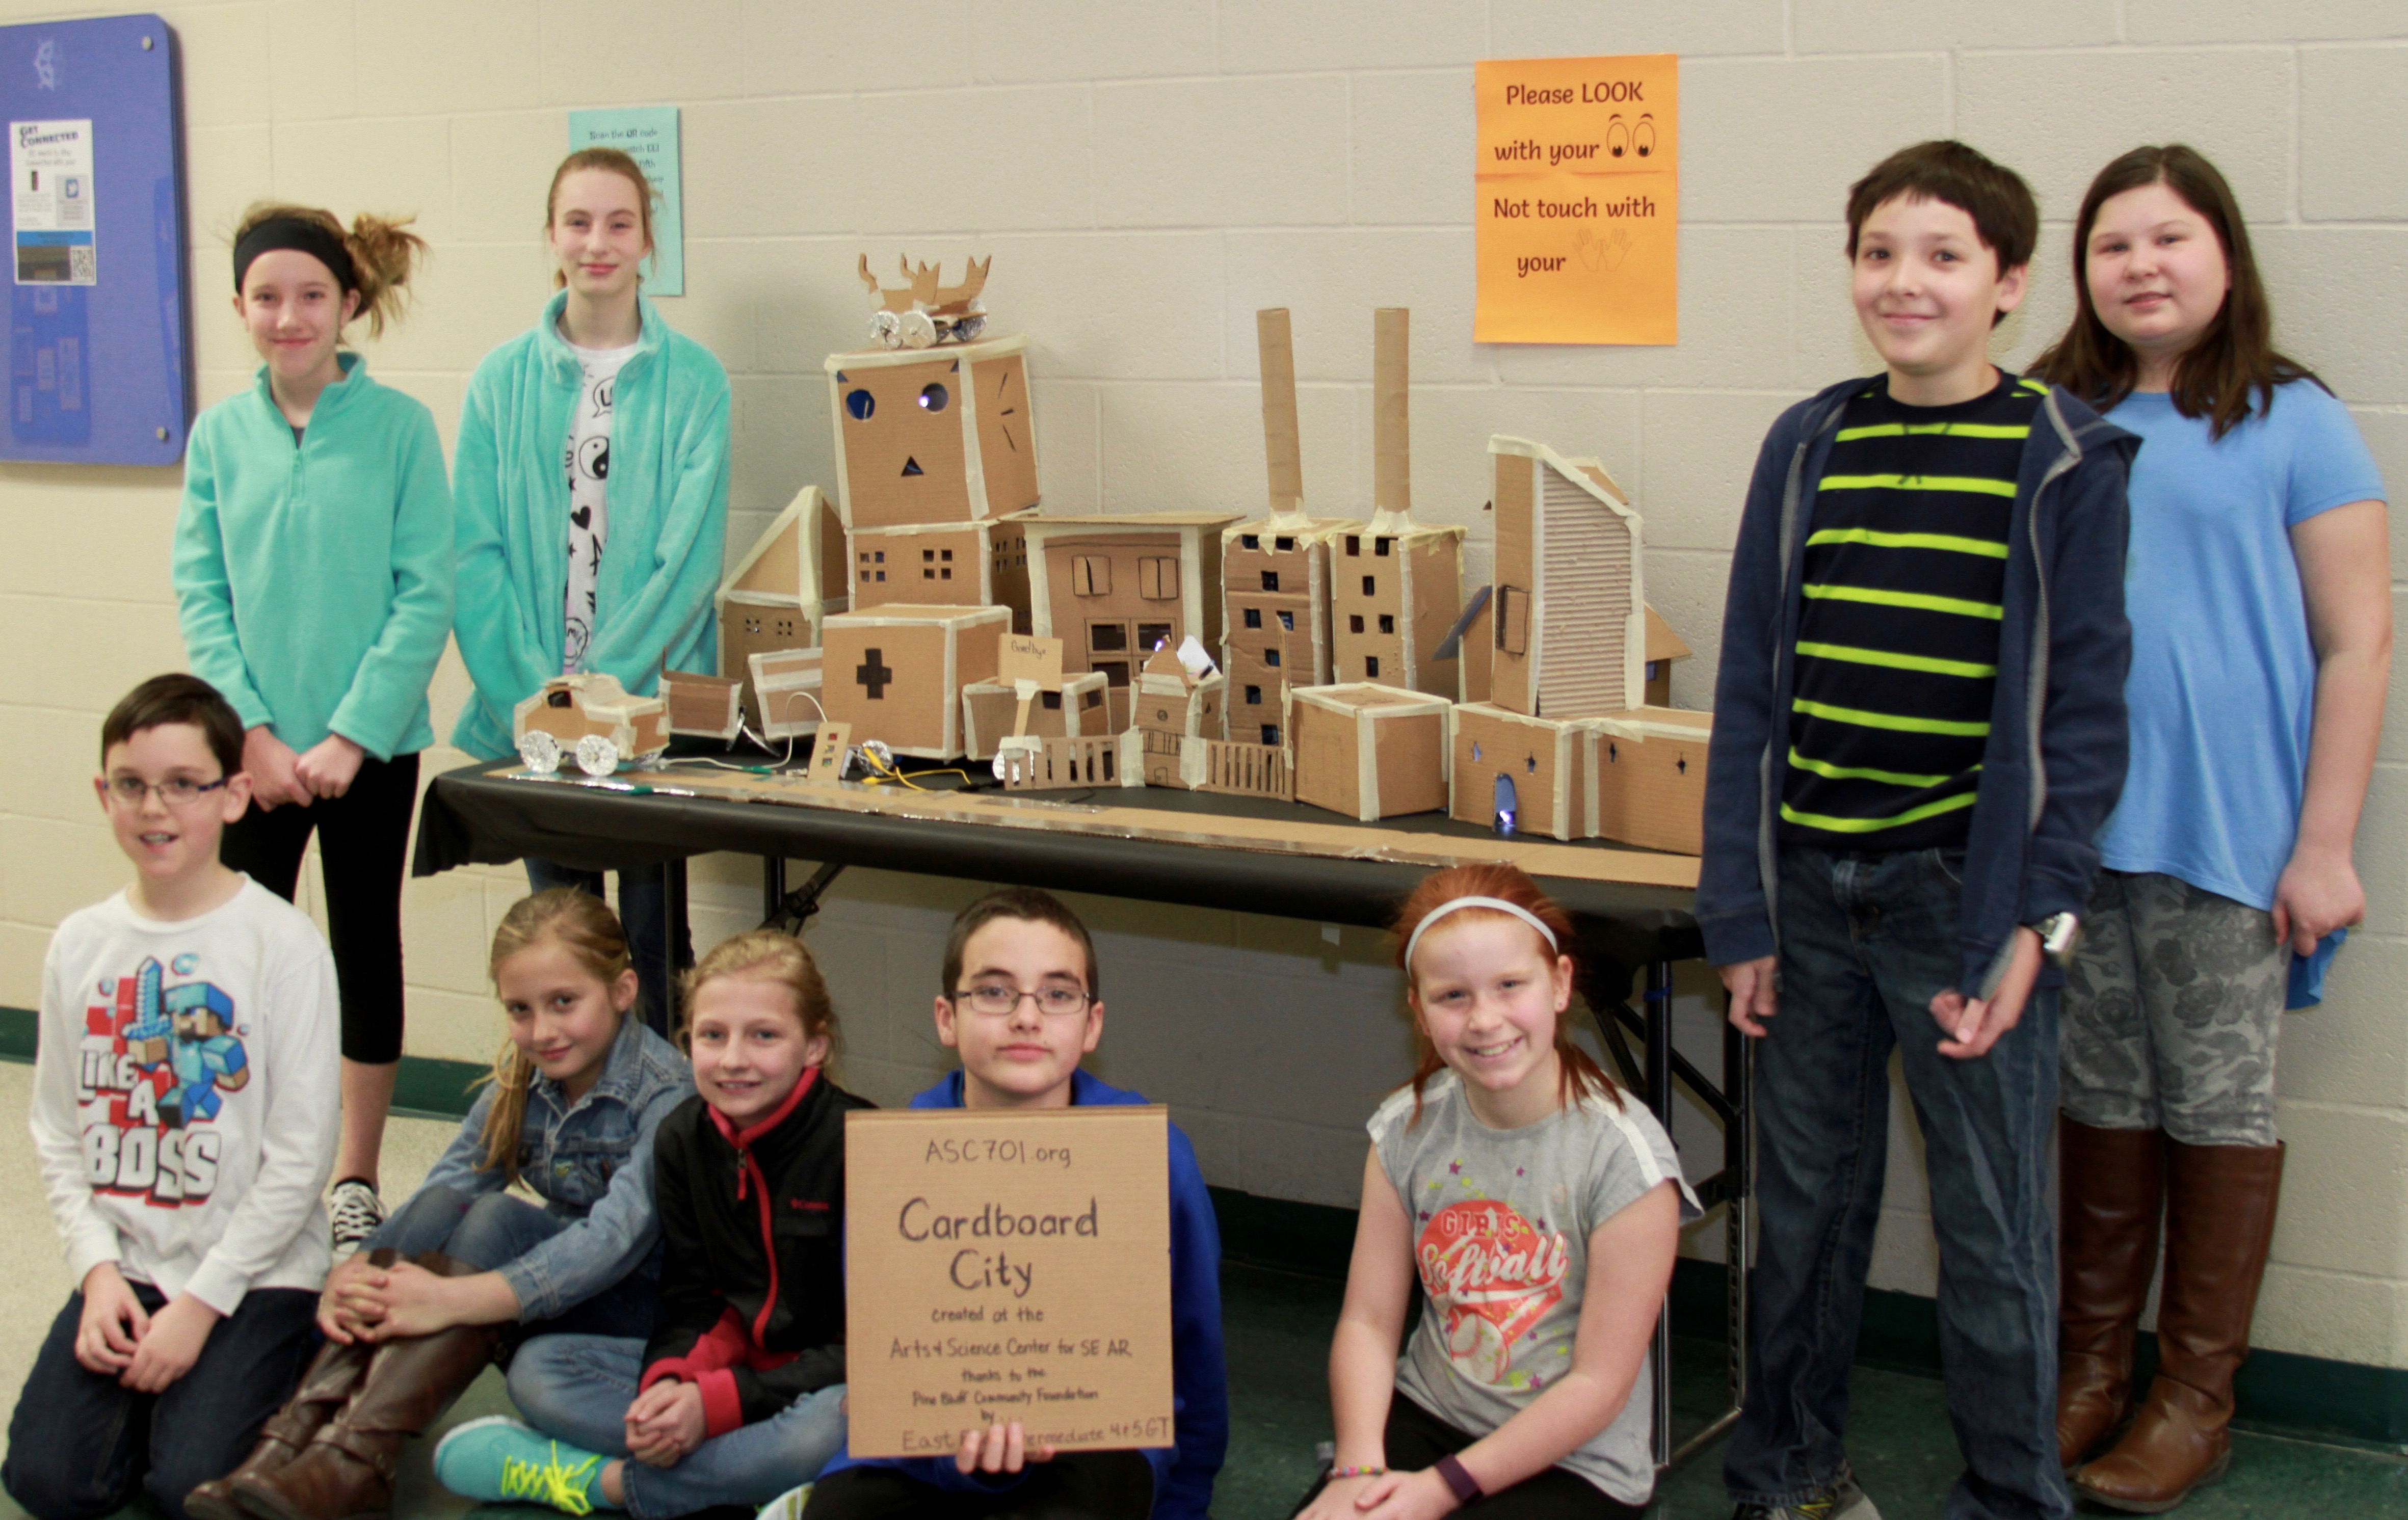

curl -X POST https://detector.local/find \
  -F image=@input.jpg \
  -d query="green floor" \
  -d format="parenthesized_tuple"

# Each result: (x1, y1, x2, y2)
(6, 1263, 2400, 1520)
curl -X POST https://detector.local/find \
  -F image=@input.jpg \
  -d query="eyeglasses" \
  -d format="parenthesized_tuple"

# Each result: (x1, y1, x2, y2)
(949, 983, 1093, 1018)
(105, 776, 230, 808)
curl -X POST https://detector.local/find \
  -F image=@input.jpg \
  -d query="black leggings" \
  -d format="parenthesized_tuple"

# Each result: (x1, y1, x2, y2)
(802, 1453, 1155, 1520)
(1290, 1396, 1646, 1520)
(220, 751, 418, 1064)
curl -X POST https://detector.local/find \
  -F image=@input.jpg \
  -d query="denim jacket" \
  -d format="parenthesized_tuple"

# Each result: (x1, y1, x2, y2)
(1698, 374, 2138, 998)
(413, 1015, 693, 1321)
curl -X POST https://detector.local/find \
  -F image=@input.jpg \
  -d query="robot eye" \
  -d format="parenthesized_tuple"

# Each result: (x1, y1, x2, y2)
(845, 388, 875, 420)
(919, 383, 949, 412)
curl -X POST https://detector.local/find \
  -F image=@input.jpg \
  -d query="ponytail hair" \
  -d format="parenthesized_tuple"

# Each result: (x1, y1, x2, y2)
(231, 200, 427, 339)
(545, 147, 658, 290)
(477, 889, 633, 1183)
(1391, 863, 1618, 1125)
(679, 930, 838, 1059)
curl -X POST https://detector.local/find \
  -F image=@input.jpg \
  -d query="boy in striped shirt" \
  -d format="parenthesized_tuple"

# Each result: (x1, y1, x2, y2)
(1699, 142, 2137, 1520)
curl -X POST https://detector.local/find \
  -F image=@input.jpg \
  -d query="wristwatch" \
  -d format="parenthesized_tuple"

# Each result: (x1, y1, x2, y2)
(2032, 911, 2082, 969)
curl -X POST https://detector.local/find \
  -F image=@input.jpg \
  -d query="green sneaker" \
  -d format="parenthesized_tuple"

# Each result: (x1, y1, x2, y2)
(1732, 1470, 1881, 1520)
(757, 1483, 813, 1520)
(433, 1415, 613, 1515)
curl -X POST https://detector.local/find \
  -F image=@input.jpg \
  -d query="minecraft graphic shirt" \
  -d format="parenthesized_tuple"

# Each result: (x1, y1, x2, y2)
(1368, 1071, 1697, 1505)
(31, 878, 340, 1314)
(561, 335, 638, 674)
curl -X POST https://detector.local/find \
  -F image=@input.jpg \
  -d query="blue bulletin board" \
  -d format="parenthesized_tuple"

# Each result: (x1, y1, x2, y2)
(0, 15, 188, 465)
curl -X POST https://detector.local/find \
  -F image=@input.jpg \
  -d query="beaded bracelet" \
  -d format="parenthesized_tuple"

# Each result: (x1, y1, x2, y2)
(1328, 1466, 1388, 1480)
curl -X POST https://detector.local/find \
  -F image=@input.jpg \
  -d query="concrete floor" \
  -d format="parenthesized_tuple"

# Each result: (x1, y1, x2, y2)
(0, 1062, 2398, 1519)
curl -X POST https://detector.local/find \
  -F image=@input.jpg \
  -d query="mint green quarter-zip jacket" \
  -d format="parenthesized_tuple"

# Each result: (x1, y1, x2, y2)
(172, 353, 455, 760)
(449, 292, 731, 761)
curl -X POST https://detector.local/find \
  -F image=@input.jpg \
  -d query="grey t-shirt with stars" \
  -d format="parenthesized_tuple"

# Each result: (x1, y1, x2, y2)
(1369, 1071, 1699, 1504)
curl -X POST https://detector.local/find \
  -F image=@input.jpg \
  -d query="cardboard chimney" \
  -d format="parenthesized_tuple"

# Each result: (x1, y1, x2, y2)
(1222, 309, 1353, 748)
(825, 334, 1039, 529)
(719, 485, 847, 731)
(1331, 309, 1464, 697)
(1488, 435, 1647, 719)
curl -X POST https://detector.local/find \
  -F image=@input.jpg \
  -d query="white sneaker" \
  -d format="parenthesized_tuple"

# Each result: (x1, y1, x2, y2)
(758, 1483, 813, 1520)
(328, 1178, 386, 1250)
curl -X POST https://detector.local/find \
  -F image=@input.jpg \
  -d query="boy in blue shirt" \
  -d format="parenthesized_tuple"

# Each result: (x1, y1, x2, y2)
(1699, 141, 2135, 1520)
(801, 888, 1227, 1520)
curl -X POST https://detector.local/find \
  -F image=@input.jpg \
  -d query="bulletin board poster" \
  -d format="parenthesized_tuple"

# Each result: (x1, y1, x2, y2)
(1474, 56, 1678, 346)
(567, 106, 683, 297)
(844, 1106, 1173, 1459)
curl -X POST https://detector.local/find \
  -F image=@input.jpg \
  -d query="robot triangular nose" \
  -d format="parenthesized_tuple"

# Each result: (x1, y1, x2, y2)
(902, 457, 923, 476)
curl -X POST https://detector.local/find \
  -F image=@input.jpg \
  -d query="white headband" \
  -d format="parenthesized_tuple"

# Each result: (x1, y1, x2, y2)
(1403, 896, 1561, 970)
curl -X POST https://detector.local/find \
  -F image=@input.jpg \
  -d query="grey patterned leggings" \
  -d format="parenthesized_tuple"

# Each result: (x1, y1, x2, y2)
(2059, 870, 2288, 1148)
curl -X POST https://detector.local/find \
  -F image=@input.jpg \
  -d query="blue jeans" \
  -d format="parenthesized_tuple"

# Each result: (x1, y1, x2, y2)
(374, 1185, 660, 1344)
(1724, 846, 2068, 1520)
(525, 858, 689, 1038)
(3, 1282, 318, 1520)
(507, 1335, 848, 1520)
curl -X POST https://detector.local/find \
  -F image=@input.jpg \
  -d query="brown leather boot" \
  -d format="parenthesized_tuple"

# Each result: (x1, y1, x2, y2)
(2056, 1120, 2166, 1471)
(231, 1252, 501, 1520)
(2073, 1140, 2284, 1514)
(188, 1250, 396, 1520)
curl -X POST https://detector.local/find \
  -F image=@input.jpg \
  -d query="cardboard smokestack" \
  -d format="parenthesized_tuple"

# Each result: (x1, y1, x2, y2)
(1372, 307, 1410, 524)
(1256, 309, 1304, 518)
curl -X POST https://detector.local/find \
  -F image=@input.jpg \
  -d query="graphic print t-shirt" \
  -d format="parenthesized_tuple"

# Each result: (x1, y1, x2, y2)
(1370, 1073, 1697, 1504)
(31, 879, 340, 1314)
(562, 333, 639, 674)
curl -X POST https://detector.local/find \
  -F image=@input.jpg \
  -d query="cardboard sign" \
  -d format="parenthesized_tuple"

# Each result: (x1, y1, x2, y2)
(1474, 55, 1679, 345)
(844, 1107, 1173, 1459)
(805, 721, 851, 786)
(999, 634, 1066, 687)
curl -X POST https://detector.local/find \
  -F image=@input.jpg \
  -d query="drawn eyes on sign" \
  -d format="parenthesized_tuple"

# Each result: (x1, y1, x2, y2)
(919, 382, 949, 412)
(846, 388, 875, 420)
(1634, 115, 1656, 159)
(1606, 116, 1629, 159)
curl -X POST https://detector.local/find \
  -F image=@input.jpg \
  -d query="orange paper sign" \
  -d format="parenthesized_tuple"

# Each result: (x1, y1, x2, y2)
(1474, 55, 1679, 346)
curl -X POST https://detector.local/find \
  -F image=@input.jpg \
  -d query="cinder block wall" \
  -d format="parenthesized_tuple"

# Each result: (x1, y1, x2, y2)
(0, 2, 2400, 1370)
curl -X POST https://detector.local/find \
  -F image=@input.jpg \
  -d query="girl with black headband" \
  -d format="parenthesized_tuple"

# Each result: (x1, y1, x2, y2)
(171, 202, 454, 1254)
(450, 147, 731, 1029)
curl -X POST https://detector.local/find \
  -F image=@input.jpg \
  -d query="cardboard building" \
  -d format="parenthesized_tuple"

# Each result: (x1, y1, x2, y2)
(1133, 643, 1226, 787)
(1448, 702, 1589, 842)
(1644, 606, 1692, 708)
(1488, 435, 1646, 719)
(662, 671, 742, 741)
(1330, 310, 1463, 697)
(848, 519, 1032, 632)
(825, 334, 1039, 530)
(820, 604, 1010, 759)
(720, 485, 848, 730)
(961, 670, 1110, 762)
(750, 649, 825, 741)
(1287, 683, 1450, 821)
(1022, 512, 1239, 688)
(1223, 309, 1350, 746)
(1586, 707, 1712, 856)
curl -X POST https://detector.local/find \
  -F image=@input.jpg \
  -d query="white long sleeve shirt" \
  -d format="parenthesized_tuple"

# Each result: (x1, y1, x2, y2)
(31, 878, 340, 1314)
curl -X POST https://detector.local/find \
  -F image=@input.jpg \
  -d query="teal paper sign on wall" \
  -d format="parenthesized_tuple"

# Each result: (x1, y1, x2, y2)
(567, 106, 683, 298)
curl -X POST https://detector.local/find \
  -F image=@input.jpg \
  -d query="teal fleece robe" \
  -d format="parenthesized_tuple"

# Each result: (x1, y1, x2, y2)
(172, 354, 454, 760)
(449, 292, 731, 760)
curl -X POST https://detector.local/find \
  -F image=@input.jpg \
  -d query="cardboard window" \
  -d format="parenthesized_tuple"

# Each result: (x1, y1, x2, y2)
(1138, 622, 1174, 653)
(1089, 622, 1128, 653)
(1138, 556, 1180, 601)
(1345, 536, 1361, 556)
(1072, 556, 1110, 597)
(1375, 538, 1393, 556)
(1350, 615, 1365, 633)
(1095, 660, 1128, 686)
(1082, 689, 1103, 709)
(1241, 534, 1260, 549)
(1362, 575, 1377, 596)
(1497, 585, 1529, 655)
(1274, 536, 1295, 551)
(1244, 608, 1262, 629)
(1260, 571, 1280, 592)
(1379, 615, 1395, 634)
(1366, 655, 1381, 678)
(1041, 690, 1063, 710)
(1245, 685, 1262, 705)
(1262, 724, 1281, 744)
(1279, 611, 1294, 631)
(1265, 648, 1282, 668)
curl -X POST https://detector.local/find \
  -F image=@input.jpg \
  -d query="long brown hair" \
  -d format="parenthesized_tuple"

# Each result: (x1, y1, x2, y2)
(232, 201, 426, 338)
(1393, 863, 1618, 1124)
(545, 147, 658, 291)
(2029, 144, 2322, 439)
(478, 889, 634, 1183)
(679, 930, 839, 1062)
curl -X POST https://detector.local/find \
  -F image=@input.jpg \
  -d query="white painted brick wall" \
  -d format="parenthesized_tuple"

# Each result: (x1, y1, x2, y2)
(0, 0, 2399, 1366)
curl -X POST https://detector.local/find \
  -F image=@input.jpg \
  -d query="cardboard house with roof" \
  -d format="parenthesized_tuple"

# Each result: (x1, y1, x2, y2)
(1486, 434, 1647, 719)
(1022, 512, 1239, 689)
(847, 518, 1033, 633)
(1330, 309, 1463, 697)
(719, 485, 847, 731)
(1223, 309, 1350, 748)
(824, 333, 1040, 530)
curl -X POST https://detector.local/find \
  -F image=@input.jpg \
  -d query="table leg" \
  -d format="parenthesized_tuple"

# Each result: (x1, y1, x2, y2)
(764, 856, 787, 925)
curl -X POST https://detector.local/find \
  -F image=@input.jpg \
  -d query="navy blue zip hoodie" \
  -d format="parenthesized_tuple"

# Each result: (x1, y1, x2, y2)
(1698, 374, 2138, 998)
(814, 1070, 1228, 1520)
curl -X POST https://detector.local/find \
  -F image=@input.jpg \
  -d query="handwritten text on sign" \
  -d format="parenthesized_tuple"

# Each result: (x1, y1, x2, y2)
(1474, 55, 1680, 346)
(844, 1107, 1172, 1458)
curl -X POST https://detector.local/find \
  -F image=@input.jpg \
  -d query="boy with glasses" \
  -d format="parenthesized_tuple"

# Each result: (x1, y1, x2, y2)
(7, 675, 339, 1520)
(798, 888, 1227, 1520)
